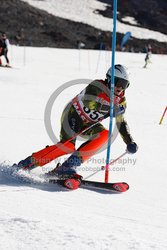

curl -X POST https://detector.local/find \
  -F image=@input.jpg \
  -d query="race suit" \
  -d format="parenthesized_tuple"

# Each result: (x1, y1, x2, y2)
(60, 79, 133, 145)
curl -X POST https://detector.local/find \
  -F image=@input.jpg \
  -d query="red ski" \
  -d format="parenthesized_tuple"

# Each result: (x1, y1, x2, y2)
(49, 178, 129, 192)
(81, 180, 129, 192)
(49, 178, 81, 190)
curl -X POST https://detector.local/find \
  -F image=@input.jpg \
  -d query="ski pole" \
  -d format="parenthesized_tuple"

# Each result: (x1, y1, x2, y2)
(84, 151, 127, 180)
(61, 113, 109, 147)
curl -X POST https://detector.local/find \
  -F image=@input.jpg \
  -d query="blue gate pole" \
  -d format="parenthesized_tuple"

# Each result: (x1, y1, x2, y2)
(105, 0, 117, 183)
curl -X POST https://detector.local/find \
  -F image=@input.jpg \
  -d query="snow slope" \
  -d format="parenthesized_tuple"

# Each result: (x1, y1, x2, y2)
(21, 0, 167, 42)
(0, 46, 167, 250)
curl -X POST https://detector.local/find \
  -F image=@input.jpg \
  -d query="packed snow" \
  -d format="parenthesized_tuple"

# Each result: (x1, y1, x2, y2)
(0, 45, 167, 249)
(21, 0, 167, 42)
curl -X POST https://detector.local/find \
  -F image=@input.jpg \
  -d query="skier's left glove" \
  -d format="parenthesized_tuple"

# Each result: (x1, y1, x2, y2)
(127, 142, 138, 154)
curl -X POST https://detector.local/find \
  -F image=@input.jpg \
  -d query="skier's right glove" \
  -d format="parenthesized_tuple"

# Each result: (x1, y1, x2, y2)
(127, 142, 138, 154)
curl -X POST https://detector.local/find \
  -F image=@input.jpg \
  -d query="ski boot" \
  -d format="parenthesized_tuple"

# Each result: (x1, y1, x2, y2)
(45, 162, 82, 180)
(46, 161, 83, 190)
(14, 155, 38, 171)
(5, 64, 12, 68)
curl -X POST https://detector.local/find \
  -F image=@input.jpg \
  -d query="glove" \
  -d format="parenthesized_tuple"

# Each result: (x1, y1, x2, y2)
(127, 142, 138, 154)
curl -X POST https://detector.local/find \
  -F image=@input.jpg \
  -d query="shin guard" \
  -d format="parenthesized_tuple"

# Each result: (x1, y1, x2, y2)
(32, 141, 75, 166)
(78, 130, 108, 162)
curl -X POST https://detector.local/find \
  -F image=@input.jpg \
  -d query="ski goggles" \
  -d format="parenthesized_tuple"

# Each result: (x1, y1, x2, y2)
(115, 77, 129, 90)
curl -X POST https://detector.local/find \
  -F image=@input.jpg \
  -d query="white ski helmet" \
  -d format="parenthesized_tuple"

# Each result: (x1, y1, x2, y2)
(106, 64, 130, 89)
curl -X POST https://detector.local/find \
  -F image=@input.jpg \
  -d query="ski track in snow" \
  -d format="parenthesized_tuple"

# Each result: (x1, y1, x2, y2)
(0, 46, 167, 249)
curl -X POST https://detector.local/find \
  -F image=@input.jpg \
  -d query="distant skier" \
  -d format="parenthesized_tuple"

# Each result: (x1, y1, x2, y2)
(77, 40, 85, 49)
(143, 44, 152, 68)
(17, 65, 138, 178)
(0, 33, 10, 67)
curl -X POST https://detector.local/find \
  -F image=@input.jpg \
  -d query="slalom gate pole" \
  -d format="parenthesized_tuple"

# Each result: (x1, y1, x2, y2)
(62, 119, 102, 146)
(85, 151, 127, 180)
(159, 106, 167, 125)
(104, 0, 117, 183)
(23, 46, 26, 66)
(78, 47, 81, 70)
(96, 42, 103, 73)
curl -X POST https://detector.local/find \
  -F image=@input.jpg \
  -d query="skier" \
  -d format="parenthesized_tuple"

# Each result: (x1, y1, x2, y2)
(0, 33, 10, 67)
(17, 65, 138, 179)
(143, 44, 152, 68)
